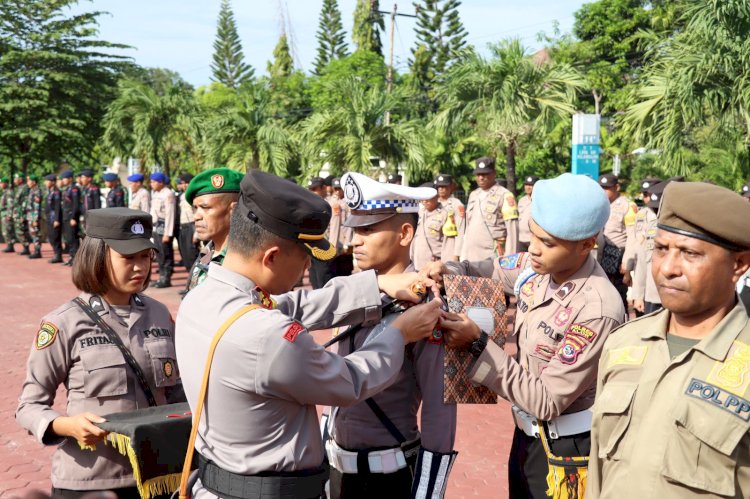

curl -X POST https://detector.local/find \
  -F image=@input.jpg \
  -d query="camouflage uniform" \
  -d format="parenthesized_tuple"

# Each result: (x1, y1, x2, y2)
(13, 183, 30, 251)
(0, 183, 15, 249)
(26, 183, 43, 257)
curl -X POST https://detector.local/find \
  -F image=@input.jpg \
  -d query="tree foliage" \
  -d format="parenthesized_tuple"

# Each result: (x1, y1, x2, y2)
(313, 0, 348, 75)
(210, 0, 254, 89)
(352, 0, 384, 55)
(267, 33, 294, 81)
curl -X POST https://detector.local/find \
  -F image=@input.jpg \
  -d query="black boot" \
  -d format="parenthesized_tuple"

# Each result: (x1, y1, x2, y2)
(28, 248, 42, 259)
(2, 244, 14, 253)
(48, 254, 63, 264)
(63, 256, 74, 266)
(153, 277, 171, 288)
(19, 245, 30, 255)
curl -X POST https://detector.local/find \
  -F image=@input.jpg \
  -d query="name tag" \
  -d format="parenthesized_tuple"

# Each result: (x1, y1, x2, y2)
(685, 378, 750, 421)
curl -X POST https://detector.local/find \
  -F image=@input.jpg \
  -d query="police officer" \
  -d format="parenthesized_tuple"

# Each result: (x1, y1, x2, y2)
(12, 172, 30, 255)
(183, 168, 242, 292)
(16, 208, 184, 497)
(518, 175, 539, 252)
(128, 173, 150, 213)
(326, 172, 457, 499)
(412, 184, 457, 270)
(622, 177, 661, 276)
(61, 170, 82, 266)
(308, 177, 336, 289)
(434, 174, 464, 261)
(426, 173, 626, 498)
(175, 173, 199, 270)
(588, 182, 750, 498)
(44, 174, 64, 264)
(149, 172, 175, 288)
(103, 172, 126, 208)
(175, 169, 442, 499)
(461, 156, 519, 261)
(328, 177, 354, 278)
(25, 174, 43, 259)
(1, 176, 15, 253)
(597, 174, 638, 307)
(79, 169, 102, 230)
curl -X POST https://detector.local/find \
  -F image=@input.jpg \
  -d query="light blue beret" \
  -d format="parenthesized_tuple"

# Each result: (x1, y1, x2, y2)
(531, 173, 610, 241)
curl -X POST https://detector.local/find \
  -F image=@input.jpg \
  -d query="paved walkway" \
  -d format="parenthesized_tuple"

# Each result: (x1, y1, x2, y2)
(0, 247, 515, 498)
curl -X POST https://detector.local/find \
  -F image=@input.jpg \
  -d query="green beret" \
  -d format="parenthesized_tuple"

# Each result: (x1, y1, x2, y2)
(28, 174, 39, 182)
(13, 172, 24, 180)
(658, 182, 750, 251)
(0, 177, 8, 183)
(185, 167, 243, 205)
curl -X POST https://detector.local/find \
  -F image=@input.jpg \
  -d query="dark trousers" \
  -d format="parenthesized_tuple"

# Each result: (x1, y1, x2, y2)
(508, 427, 591, 499)
(644, 301, 662, 314)
(177, 222, 199, 269)
(329, 452, 417, 499)
(154, 235, 174, 280)
(62, 221, 79, 258)
(309, 258, 335, 289)
(606, 272, 628, 310)
(48, 223, 62, 256)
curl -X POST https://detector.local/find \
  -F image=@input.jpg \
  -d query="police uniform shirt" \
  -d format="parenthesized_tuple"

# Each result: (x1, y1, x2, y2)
(412, 202, 455, 271)
(518, 195, 532, 244)
(106, 185, 126, 208)
(129, 187, 150, 214)
(179, 192, 195, 224)
(176, 264, 410, 484)
(441, 196, 465, 259)
(447, 253, 626, 419)
(631, 207, 660, 304)
(588, 303, 750, 498)
(329, 266, 457, 454)
(603, 195, 637, 249)
(16, 292, 179, 490)
(327, 193, 351, 253)
(150, 188, 175, 237)
(461, 184, 519, 261)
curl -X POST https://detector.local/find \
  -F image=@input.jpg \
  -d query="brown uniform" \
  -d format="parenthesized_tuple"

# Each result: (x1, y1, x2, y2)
(461, 184, 519, 261)
(631, 207, 660, 305)
(411, 203, 457, 270)
(589, 303, 750, 498)
(448, 253, 626, 419)
(441, 196, 465, 259)
(518, 195, 532, 248)
(327, 193, 352, 254)
(176, 264, 408, 498)
(602, 195, 637, 249)
(129, 187, 150, 213)
(150, 188, 175, 237)
(16, 292, 180, 490)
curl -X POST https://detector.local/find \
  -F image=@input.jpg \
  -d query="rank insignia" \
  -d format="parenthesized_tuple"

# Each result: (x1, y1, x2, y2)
(555, 282, 576, 300)
(163, 360, 174, 377)
(284, 322, 305, 343)
(133, 294, 144, 307)
(36, 321, 59, 350)
(89, 295, 105, 313)
(500, 253, 522, 270)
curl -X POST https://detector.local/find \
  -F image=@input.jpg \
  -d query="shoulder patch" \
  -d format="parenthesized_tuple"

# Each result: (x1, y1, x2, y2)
(283, 322, 305, 343)
(566, 323, 597, 343)
(36, 321, 59, 350)
(500, 253, 522, 269)
(557, 335, 587, 365)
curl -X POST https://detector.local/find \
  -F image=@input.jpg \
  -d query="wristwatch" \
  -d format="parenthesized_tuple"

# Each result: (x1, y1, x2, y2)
(470, 330, 489, 358)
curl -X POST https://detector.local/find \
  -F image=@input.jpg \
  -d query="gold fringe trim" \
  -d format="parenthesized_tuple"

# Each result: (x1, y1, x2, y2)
(100, 432, 182, 499)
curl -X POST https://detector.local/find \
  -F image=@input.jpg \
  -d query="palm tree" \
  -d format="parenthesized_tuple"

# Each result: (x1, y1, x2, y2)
(298, 77, 425, 178)
(203, 83, 295, 176)
(432, 39, 586, 193)
(623, 0, 750, 177)
(102, 79, 200, 177)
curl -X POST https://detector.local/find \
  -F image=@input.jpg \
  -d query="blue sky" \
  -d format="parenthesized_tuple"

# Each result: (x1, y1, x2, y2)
(68, 0, 589, 88)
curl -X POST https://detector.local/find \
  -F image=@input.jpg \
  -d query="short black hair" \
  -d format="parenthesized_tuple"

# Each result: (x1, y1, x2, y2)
(228, 207, 289, 258)
(389, 213, 418, 230)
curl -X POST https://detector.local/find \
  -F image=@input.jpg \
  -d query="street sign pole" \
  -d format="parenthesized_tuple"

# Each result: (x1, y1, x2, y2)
(571, 114, 601, 178)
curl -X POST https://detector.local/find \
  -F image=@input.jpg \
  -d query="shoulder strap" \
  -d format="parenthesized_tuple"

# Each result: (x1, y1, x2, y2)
(73, 297, 157, 407)
(178, 303, 261, 499)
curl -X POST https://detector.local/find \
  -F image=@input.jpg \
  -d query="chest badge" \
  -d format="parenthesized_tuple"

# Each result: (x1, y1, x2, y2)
(163, 360, 174, 378)
(554, 307, 572, 328)
(706, 341, 750, 396)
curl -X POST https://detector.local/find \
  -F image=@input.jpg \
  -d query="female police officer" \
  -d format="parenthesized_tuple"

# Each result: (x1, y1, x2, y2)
(16, 207, 184, 498)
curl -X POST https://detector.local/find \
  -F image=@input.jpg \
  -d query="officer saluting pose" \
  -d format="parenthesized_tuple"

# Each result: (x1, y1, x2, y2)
(175, 170, 442, 499)
(588, 182, 750, 498)
(424, 173, 626, 498)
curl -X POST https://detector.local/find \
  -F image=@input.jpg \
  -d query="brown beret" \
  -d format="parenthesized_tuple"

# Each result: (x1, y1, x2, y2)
(658, 182, 750, 251)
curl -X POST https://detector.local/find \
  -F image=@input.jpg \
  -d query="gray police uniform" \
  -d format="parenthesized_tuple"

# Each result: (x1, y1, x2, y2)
(177, 265, 406, 498)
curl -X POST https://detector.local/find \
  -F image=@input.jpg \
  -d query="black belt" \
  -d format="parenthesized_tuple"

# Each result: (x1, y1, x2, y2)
(198, 455, 328, 499)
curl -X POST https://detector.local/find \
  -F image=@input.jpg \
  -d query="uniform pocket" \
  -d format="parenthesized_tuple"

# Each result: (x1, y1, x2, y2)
(144, 340, 179, 387)
(593, 382, 636, 460)
(661, 401, 748, 496)
(80, 348, 128, 397)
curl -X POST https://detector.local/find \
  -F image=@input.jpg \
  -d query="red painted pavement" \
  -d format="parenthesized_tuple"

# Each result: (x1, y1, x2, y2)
(0, 248, 516, 498)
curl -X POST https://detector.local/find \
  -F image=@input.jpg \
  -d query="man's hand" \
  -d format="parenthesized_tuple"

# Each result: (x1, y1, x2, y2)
(393, 299, 443, 343)
(51, 413, 108, 446)
(162, 235, 170, 243)
(440, 311, 481, 349)
(419, 261, 450, 286)
(377, 272, 439, 303)
(622, 270, 632, 287)
(633, 299, 645, 313)
(53, 221, 60, 228)
(70, 219, 76, 227)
